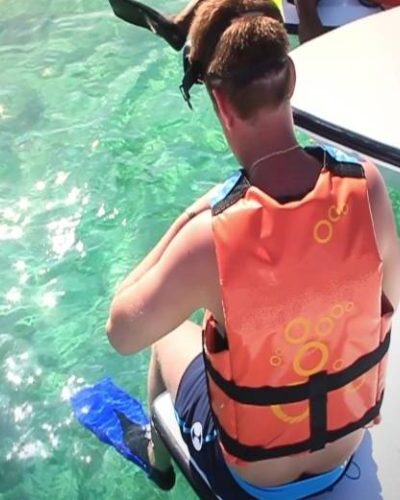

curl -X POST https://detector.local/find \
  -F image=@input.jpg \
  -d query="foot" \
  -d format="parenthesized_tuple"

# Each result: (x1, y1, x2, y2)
(118, 411, 176, 491)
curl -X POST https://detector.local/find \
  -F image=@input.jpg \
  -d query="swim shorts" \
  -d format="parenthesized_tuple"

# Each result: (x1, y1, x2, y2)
(174, 353, 348, 500)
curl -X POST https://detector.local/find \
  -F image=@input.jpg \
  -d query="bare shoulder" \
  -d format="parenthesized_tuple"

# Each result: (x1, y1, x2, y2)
(162, 208, 214, 265)
(182, 208, 214, 246)
(163, 208, 220, 311)
(154, 207, 217, 291)
(363, 159, 400, 308)
(362, 159, 394, 231)
(363, 159, 387, 196)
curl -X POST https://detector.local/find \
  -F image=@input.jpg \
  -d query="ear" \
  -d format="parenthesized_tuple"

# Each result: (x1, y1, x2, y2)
(211, 87, 236, 130)
(287, 57, 296, 99)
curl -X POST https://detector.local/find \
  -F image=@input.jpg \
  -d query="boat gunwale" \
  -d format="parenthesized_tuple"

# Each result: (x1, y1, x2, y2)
(293, 108, 400, 169)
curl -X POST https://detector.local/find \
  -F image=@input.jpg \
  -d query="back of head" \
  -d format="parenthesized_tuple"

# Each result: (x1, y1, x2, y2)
(189, 0, 291, 120)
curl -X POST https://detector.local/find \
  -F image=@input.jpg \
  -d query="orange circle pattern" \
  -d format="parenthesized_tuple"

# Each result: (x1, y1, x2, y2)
(314, 203, 349, 244)
(271, 404, 309, 424)
(330, 304, 345, 319)
(316, 316, 335, 337)
(328, 205, 341, 222)
(346, 375, 366, 393)
(313, 220, 333, 244)
(345, 302, 354, 312)
(333, 359, 345, 371)
(284, 318, 311, 345)
(270, 355, 282, 367)
(293, 341, 329, 377)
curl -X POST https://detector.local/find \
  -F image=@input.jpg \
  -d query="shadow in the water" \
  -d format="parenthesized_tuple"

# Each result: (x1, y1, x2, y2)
(314, 431, 382, 499)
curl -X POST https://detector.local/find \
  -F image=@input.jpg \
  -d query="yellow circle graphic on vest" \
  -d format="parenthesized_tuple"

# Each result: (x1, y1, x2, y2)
(271, 404, 309, 424)
(271, 380, 309, 424)
(331, 304, 345, 319)
(346, 374, 366, 393)
(316, 316, 335, 337)
(313, 220, 333, 244)
(284, 318, 311, 344)
(270, 355, 282, 367)
(328, 205, 341, 222)
(293, 341, 329, 377)
(333, 359, 345, 371)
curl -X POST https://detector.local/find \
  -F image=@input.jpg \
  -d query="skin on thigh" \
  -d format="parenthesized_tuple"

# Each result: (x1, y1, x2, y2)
(153, 320, 203, 402)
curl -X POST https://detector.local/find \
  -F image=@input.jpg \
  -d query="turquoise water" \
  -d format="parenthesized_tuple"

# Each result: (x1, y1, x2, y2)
(1, 1, 399, 499)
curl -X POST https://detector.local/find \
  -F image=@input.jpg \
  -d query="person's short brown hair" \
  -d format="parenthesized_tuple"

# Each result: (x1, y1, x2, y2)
(189, 0, 291, 119)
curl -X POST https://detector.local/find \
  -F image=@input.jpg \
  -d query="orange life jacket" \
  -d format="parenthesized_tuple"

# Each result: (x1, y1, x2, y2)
(203, 146, 393, 465)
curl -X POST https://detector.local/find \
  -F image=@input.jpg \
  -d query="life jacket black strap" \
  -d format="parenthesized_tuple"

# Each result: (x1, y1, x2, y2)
(216, 395, 384, 462)
(325, 160, 365, 178)
(205, 331, 390, 405)
(309, 371, 328, 451)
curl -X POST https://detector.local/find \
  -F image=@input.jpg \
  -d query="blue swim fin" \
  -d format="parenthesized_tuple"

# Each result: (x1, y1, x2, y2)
(71, 377, 175, 490)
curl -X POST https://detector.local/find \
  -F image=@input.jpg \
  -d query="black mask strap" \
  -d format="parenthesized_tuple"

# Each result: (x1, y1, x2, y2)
(179, 57, 203, 110)
(207, 57, 287, 85)
(179, 8, 284, 109)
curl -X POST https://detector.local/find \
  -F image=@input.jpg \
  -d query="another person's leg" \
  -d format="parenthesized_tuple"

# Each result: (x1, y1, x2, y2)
(295, 0, 326, 43)
(147, 320, 203, 471)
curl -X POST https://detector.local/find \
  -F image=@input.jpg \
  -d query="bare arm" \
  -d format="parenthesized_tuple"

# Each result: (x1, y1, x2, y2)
(116, 185, 220, 294)
(365, 161, 400, 310)
(107, 211, 214, 354)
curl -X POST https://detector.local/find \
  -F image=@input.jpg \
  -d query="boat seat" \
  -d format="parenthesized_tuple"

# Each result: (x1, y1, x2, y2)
(151, 392, 216, 499)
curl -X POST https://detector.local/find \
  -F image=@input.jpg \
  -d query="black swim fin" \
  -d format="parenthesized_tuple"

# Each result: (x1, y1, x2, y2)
(117, 411, 176, 491)
(108, 0, 186, 51)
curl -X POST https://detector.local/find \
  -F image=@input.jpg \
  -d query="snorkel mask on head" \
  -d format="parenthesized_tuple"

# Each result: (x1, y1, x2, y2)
(180, 42, 202, 109)
(179, 6, 286, 110)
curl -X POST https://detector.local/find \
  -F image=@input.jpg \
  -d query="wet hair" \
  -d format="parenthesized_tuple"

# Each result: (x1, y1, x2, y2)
(189, 0, 291, 119)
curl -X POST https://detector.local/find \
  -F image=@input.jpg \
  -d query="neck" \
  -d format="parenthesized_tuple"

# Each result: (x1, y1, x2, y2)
(233, 105, 298, 172)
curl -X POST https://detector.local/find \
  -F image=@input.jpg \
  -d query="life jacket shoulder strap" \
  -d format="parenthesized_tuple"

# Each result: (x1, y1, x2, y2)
(211, 146, 365, 217)
(309, 145, 366, 178)
(325, 158, 365, 178)
(212, 171, 250, 216)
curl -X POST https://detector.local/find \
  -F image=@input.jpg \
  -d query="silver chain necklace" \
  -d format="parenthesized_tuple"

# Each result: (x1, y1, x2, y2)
(249, 144, 301, 171)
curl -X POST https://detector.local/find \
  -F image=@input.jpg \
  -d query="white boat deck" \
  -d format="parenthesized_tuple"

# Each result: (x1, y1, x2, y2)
(291, 8, 400, 176)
